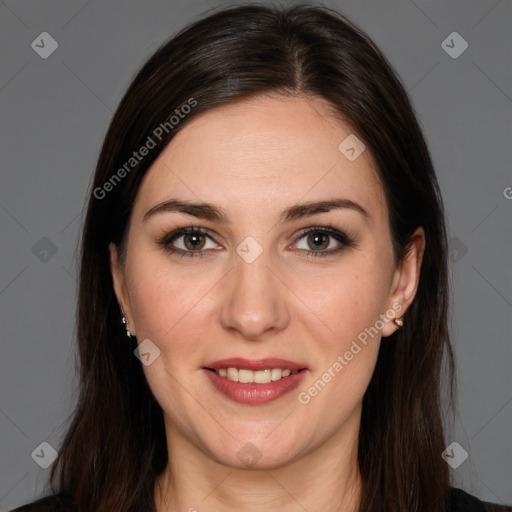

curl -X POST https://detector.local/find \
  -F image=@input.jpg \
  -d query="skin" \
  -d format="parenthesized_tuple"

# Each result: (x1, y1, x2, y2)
(109, 94, 425, 512)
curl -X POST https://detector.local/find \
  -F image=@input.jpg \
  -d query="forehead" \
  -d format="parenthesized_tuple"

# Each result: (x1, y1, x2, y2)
(133, 94, 387, 224)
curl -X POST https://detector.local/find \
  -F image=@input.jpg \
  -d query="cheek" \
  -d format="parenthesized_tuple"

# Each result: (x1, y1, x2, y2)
(125, 258, 214, 422)
(294, 267, 386, 421)
(125, 253, 223, 375)
(291, 260, 388, 405)
(127, 253, 207, 334)
(296, 259, 391, 347)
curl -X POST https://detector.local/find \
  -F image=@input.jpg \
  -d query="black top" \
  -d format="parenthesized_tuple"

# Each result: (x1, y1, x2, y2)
(9, 488, 511, 512)
(11, 487, 512, 512)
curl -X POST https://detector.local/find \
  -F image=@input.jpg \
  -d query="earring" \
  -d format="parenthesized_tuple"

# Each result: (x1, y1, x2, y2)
(394, 316, 404, 329)
(121, 315, 132, 338)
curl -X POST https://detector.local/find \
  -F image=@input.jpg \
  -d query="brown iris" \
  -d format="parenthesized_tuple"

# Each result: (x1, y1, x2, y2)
(307, 232, 329, 250)
(184, 232, 206, 250)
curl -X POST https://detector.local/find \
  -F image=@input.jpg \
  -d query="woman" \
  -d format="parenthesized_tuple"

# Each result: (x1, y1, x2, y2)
(11, 3, 510, 512)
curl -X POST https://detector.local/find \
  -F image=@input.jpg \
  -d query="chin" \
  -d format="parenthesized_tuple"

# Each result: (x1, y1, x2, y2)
(206, 435, 304, 470)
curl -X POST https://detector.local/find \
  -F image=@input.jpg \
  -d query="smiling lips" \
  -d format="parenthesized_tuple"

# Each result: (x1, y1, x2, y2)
(203, 357, 309, 404)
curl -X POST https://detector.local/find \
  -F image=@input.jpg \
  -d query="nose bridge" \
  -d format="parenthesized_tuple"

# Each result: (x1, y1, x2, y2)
(219, 241, 290, 339)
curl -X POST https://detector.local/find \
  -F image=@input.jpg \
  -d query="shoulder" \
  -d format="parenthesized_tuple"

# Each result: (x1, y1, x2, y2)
(450, 488, 512, 512)
(9, 493, 75, 512)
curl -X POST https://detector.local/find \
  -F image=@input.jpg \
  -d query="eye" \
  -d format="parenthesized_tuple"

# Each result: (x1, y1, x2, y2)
(158, 227, 220, 258)
(158, 224, 354, 259)
(293, 226, 353, 257)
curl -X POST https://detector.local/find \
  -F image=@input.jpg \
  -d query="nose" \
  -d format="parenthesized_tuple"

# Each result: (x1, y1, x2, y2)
(219, 247, 291, 341)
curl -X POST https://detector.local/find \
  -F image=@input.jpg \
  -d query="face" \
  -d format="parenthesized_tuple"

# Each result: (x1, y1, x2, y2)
(110, 94, 424, 469)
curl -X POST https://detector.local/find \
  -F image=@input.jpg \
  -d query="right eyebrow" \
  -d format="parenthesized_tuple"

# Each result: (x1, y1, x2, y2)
(143, 199, 230, 223)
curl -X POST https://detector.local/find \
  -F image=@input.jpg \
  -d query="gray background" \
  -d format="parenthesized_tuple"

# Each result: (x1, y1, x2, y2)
(1, 0, 511, 509)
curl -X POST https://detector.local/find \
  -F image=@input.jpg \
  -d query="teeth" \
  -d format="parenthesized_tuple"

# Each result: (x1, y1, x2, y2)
(271, 368, 282, 381)
(254, 369, 271, 383)
(238, 369, 254, 383)
(216, 367, 299, 383)
(226, 368, 238, 381)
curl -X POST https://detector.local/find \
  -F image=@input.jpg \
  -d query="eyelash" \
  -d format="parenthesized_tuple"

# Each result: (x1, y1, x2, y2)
(157, 224, 354, 259)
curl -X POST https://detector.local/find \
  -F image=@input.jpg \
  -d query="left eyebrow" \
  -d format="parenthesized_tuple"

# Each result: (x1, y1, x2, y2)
(142, 197, 369, 224)
(277, 198, 369, 224)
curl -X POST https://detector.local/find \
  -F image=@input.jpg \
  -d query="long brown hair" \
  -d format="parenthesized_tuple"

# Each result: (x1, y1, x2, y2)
(49, 3, 454, 511)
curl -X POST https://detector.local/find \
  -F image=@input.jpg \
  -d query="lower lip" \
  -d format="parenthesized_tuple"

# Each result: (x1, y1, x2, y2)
(203, 369, 308, 404)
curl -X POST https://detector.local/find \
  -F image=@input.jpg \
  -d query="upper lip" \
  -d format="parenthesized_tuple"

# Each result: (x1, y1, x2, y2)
(203, 357, 308, 371)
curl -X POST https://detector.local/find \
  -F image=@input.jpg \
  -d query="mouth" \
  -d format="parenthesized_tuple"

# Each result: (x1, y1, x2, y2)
(202, 357, 309, 404)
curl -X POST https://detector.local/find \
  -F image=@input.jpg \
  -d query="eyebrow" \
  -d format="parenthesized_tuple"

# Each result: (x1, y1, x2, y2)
(143, 198, 369, 224)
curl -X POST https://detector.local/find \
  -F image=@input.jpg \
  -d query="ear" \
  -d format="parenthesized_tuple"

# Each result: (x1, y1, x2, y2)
(381, 227, 425, 338)
(109, 242, 136, 336)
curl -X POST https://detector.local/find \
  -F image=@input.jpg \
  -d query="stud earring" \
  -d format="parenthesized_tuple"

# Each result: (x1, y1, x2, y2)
(121, 316, 132, 338)
(393, 316, 404, 329)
